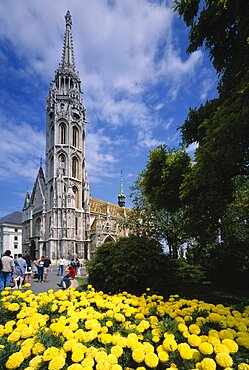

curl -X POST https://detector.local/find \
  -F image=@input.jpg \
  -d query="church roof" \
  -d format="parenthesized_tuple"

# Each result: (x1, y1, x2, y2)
(90, 197, 129, 218)
(30, 166, 46, 205)
(0, 211, 22, 225)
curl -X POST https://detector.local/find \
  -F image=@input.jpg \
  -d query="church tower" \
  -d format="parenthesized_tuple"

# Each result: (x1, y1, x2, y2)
(45, 11, 90, 260)
(22, 12, 129, 262)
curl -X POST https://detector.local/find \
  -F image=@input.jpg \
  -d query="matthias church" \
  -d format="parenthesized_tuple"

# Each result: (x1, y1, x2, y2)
(22, 12, 128, 262)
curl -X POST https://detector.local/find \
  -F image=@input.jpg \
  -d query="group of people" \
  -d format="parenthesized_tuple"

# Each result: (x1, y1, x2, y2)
(0, 250, 32, 291)
(0, 250, 83, 291)
(33, 255, 52, 283)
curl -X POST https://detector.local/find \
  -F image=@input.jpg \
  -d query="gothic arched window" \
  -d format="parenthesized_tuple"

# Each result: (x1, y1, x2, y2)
(59, 154, 66, 176)
(50, 156, 54, 178)
(72, 157, 78, 178)
(75, 216, 78, 235)
(35, 218, 41, 236)
(73, 186, 79, 209)
(60, 123, 66, 144)
(72, 127, 79, 147)
(51, 126, 54, 147)
(50, 186, 53, 209)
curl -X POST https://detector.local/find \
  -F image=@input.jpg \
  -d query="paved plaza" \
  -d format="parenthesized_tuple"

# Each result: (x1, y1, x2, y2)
(27, 266, 87, 295)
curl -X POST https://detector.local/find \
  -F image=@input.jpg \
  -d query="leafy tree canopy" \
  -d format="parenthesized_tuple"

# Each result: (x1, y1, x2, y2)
(139, 145, 191, 213)
(173, 0, 249, 232)
(174, 0, 249, 93)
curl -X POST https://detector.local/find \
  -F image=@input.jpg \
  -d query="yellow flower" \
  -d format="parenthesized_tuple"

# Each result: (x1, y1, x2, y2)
(132, 348, 145, 363)
(5, 352, 24, 369)
(32, 342, 46, 355)
(177, 343, 193, 360)
(107, 354, 118, 365)
(192, 349, 201, 362)
(215, 352, 233, 368)
(214, 344, 230, 354)
(111, 365, 122, 370)
(200, 357, 216, 370)
(158, 349, 169, 362)
(7, 303, 20, 312)
(20, 346, 31, 359)
(43, 346, 60, 361)
(238, 364, 249, 370)
(7, 331, 21, 342)
(81, 357, 95, 367)
(199, 342, 213, 355)
(29, 355, 43, 369)
(68, 365, 83, 370)
(178, 323, 188, 332)
(189, 324, 201, 335)
(48, 356, 66, 370)
(144, 352, 159, 368)
(222, 339, 238, 353)
(111, 345, 123, 358)
(72, 349, 85, 363)
(163, 337, 177, 351)
(188, 334, 202, 347)
(106, 320, 113, 328)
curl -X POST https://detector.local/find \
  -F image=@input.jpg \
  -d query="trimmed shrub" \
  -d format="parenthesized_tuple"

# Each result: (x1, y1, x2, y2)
(87, 235, 174, 295)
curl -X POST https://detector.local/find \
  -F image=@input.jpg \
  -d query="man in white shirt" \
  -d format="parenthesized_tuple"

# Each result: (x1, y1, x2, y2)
(57, 256, 66, 276)
(0, 249, 14, 291)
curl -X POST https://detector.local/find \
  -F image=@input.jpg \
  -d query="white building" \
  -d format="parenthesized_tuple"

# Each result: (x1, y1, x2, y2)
(22, 12, 128, 262)
(0, 211, 22, 256)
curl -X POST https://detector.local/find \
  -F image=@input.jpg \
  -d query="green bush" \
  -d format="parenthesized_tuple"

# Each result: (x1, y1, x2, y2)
(175, 258, 205, 286)
(87, 235, 175, 295)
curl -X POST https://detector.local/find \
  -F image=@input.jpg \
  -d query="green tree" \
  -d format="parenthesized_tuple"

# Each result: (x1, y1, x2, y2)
(139, 145, 191, 213)
(129, 146, 192, 257)
(174, 0, 249, 236)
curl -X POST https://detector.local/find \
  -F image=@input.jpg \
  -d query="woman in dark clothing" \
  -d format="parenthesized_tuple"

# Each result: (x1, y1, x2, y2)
(24, 255, 32, 283)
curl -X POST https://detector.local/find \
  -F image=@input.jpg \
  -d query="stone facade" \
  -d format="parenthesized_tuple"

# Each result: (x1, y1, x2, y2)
(22, 12, 129, 262)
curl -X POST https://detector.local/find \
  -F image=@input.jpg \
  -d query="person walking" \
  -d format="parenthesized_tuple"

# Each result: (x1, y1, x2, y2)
(43, 255, 51, 282)
(37, 256, 45, 283)
(12, 253, 27, 289)
(0, 250, 14, 291)
(57, 256, 66, 276)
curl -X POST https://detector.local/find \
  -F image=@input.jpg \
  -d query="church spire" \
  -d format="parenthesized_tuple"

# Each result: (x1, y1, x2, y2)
(61, 10, 76, 71)
(118, 170, 126, 207)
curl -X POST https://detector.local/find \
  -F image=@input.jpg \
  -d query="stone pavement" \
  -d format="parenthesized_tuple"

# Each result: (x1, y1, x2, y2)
(28, 267, 86, 295)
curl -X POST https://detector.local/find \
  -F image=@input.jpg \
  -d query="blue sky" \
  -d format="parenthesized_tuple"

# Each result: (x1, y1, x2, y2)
(0, 0, 218, 218)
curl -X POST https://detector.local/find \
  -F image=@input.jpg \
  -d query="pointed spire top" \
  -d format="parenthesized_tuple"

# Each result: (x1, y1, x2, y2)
(120, 170, 125, 195)
(65, 10, 72, 27)
(40, 155, 43, 168)
(118, 170, 126, 207)
(61, 10, 76, 71)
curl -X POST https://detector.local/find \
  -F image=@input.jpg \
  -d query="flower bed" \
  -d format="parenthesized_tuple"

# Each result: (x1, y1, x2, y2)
(0, 285, 249, 369)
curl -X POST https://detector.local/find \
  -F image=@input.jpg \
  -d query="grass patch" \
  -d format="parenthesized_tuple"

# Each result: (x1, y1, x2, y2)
(75, 276, 88, 291)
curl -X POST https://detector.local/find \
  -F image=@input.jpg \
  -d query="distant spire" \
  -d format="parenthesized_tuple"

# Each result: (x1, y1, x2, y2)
(61, 11, 76, 71)
(118, 170, 126, 207)
(40, 156, 43, 168)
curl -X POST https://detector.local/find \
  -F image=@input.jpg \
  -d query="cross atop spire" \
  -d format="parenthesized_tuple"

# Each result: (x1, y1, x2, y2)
(61, 11, 76, 71)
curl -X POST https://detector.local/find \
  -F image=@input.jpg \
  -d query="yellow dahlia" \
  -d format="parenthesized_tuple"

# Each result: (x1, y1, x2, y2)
(200, 357, 216, 370)
(5, 352, 24, 369)
(144, 352, 159, 368)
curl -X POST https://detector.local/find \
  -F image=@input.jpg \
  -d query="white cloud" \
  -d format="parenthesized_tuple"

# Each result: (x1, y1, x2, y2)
(186, 142, 199, 156)
(0, 0, 211, 211)
(0, 116, 45, 181)
(0, 0, 203, 142)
